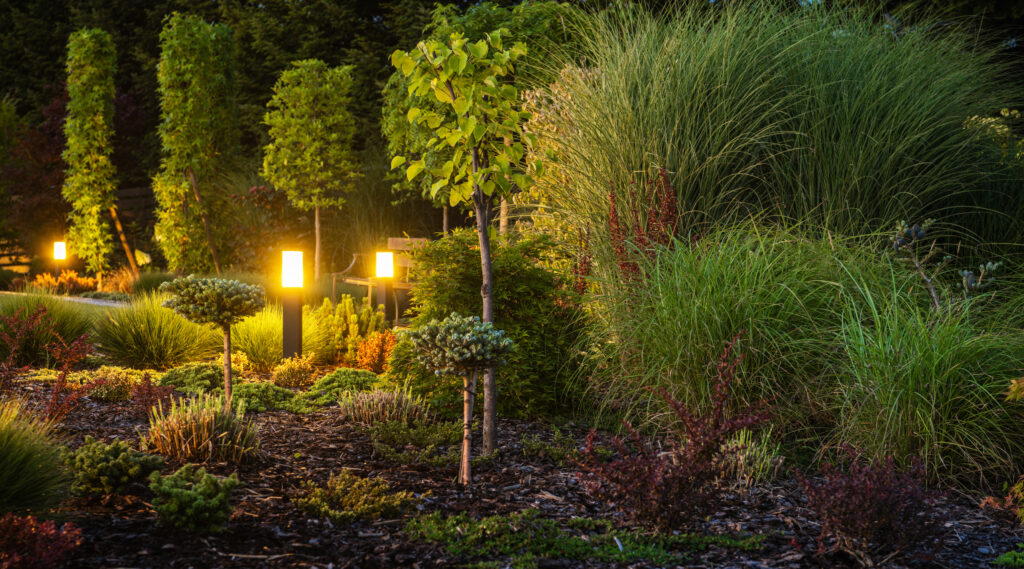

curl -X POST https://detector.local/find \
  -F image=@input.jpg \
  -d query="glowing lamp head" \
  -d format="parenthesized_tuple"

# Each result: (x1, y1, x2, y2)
(53, 241, 66, 260)
(376, 252, 394, 278)
(281, 251, 303, 288)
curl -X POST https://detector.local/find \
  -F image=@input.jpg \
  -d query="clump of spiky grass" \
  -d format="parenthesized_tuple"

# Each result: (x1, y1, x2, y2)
(142, 394, 260, 464)
(92, 293, 219, 369)
(337, 389, 435, 426)
(231, 304, 333, 372)
(0, 400, 67, 514)
(0, 294, 95, 367)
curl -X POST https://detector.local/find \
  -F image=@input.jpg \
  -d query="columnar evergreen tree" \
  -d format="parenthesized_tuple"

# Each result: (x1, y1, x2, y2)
(63, 28, 138, 279)
(154, 13, 238, 273)
(391, 30, 540, 454)
(263, 60, 360, 284)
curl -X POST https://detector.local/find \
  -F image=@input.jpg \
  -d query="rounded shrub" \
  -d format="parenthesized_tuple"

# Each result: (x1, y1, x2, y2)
(149, 464, 240, 533)
(159, 362, 239, 395)
(85, 366, 150, 402)
(92, 292, 219, 370)
(272, 354, 317, 388)
(297, 367, 379, 408)
(64, 436, 163, 495)
(0, 401, 67, 514)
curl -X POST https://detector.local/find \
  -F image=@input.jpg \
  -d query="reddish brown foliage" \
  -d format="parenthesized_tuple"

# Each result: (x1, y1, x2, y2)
(42, 333, 94, 423)
(130, 372, 175, 419)
(0, 307, 48, 392)
(357, 330, 398, 374)
(797, 448, 941, 564)
(0, 513, 82, 569)
(608, 168, 678, 282)
(575, 332, 770, 530)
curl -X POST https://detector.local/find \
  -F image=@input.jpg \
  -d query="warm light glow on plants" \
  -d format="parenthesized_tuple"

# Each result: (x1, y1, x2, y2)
(282, 251, 303, 288)
(54, 241, 67, 260)
(376, 252, 394, 279)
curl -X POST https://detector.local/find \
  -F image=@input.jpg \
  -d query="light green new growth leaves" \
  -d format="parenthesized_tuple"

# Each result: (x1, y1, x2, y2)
(63, 27, 117, 275)
(389, 29, 536, 208)
(262, 59, 360, 211)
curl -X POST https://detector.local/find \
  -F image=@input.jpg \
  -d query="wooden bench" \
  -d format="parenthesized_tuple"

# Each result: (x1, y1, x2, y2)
(330, 238, 427, 317)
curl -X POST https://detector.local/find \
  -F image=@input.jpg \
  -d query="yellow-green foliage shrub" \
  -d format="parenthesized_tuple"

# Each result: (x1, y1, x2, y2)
(142, 394, 259, 464)
(307, 296, 385, 365)
(295, 470, 420, 524)
(64, 436, 163, 495)
(149, 464, 240, 533)
(86, 366, 149, 402)
(272, 354, 317, 388)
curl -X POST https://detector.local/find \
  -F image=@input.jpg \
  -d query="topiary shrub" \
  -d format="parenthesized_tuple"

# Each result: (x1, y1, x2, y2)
(357, 330, 397, 374)
(295, 367, 378, 407)
(142, 394, 260, 464)
(149, 464, 240, 533)
(337, 389, 435, 426)
(160, 276, 265, 410)
(86, 366, 149, 402)
(388, 230, 583, 418)
(0, 400, 67, 515)
(64, 436, 163, 496)
(159, 362, 239, 395)
(405, 313, 514, 484)
(0, 513, 82, 569)
(272, 354, 317, 388)
(295, 470, 420, 525)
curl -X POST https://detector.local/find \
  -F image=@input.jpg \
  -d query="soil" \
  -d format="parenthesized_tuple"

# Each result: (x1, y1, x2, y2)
(13, 381, 1024, 569)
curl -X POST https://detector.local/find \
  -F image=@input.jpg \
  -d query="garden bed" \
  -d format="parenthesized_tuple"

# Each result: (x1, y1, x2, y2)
(17, 380, 1020, 569)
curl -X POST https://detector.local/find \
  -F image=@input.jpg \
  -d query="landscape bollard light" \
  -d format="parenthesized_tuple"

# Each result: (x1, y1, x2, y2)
(282, 250, 303, 359)
(376, 251, 393, 322)
(53, 241, 66, 261)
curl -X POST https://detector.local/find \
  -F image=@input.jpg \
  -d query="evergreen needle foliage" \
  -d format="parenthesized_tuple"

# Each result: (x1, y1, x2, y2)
(149, 464, 240, 534)
(296, 470, 421, 525)
(64, 436, 163, 496)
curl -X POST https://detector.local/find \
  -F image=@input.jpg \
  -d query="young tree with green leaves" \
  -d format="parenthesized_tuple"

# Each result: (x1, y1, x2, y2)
(154, 13, 238, 274)
(263, 60, 360, 284)
(391, 29, 540, 455)
(160, 276, 265, 411)
(62, 27, 138, 280)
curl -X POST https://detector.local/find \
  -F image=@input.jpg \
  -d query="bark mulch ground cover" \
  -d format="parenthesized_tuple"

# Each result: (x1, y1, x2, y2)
(15, 381, 1024, 569)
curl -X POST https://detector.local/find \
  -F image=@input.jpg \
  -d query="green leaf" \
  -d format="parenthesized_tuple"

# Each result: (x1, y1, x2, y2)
(452, 97, 469, 116)
(406, 161, 425, 181)
(434, 85, 452, 104)
(390, 156, 406, 169)
(406, 107, 421, 123)
(467, 41, 487, 59)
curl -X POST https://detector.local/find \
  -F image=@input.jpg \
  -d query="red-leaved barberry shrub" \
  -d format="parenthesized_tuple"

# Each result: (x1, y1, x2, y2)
(797, 448, 942, 566)
(130, 373, 174, 419)
(42, 333, 94, 423)
(357, 330, 398, 374)
(0, 307, 47, 393)
(0, 513, 82, 569)
(575, 332, 770, 530)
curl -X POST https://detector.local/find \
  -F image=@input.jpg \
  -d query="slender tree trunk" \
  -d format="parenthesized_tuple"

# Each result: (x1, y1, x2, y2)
(315, 205, 321, 284)
(472, 147, 497, 455)
(186, 167, 222, 275)
(443, 205, 449, 234)
(222, 324, 232, 413)
(459, 370, 478, 485)
(109, 206, 139, 276)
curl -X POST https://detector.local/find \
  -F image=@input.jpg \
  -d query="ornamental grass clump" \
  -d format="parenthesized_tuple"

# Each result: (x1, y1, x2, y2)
(149, 464, 240, 534)
(0, 400, 67, 515)
(160, 276, 265, 410)
(337, 389, 434, 426)
(64, 436, 163, 496)
(406, 313, 513, 485)
(142, 394, 259, 464)
(93, 292, 220, 370)
(295, 469, 420, 525)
